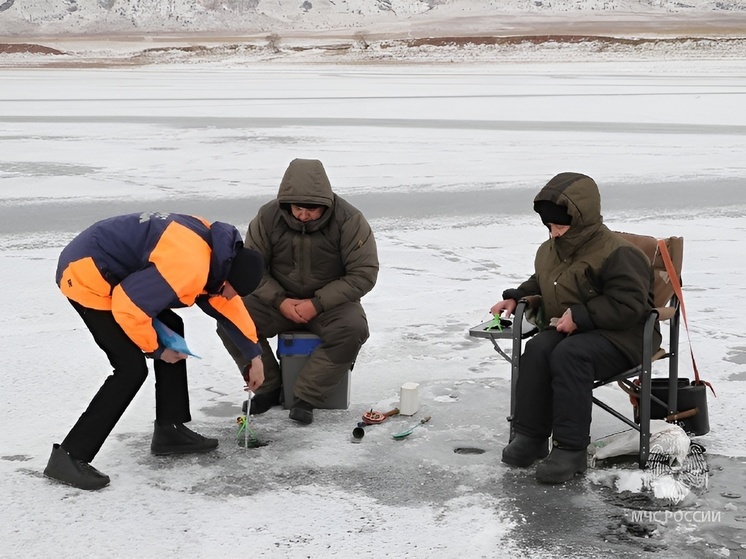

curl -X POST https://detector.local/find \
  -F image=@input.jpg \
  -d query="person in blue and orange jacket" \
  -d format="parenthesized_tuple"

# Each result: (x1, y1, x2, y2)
(43, 211, 265, 491)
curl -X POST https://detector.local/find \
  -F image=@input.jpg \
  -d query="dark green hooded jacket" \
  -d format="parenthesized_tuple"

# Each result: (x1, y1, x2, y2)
(503, 172, 660, 365)
(245, 158, 379, 313)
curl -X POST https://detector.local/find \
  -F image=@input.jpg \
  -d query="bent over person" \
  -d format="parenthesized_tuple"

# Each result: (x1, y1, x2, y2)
(490, 173, 658, 484)
(219, 159, 379, 425)
(45, 212, 265, 490)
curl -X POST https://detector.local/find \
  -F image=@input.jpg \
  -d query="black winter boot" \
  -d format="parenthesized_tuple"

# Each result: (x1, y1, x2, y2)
(150, 421, 219, 455)
(535, 446, 587, 484)
(242, 387, 282, 415)
(43, 444, 110, 490)
(501, 434, 550, 467)
(288, 398, 314, 425)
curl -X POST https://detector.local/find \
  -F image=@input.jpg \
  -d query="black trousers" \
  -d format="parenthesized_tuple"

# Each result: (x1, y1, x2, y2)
(513, 329, 633, 449)
(61, 300, 191, 463)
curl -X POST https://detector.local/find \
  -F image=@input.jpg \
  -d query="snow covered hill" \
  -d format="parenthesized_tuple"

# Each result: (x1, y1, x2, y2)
(2, 0, 746, 36)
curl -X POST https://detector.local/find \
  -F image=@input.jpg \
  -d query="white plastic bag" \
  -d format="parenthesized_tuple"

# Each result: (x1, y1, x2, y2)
(592, 420, 690, 466)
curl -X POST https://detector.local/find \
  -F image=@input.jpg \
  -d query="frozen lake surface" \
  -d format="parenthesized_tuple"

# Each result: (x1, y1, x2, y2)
(1, 61, 746, 558)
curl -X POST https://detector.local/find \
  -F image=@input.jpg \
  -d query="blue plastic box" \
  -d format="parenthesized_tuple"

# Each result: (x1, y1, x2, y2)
(277, 332, 350, 410)
(277, 332, 322, 357)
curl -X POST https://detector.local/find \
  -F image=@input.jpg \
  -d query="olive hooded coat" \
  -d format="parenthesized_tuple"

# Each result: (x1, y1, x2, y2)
(246, 159, 379, 312)
(503, 173, 660, 365)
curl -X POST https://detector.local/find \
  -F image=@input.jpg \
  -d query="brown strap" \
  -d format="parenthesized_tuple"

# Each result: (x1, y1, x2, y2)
(617, 380, 640, 399)
(667, 408, 699, 422)
(657, 239, 716, 396)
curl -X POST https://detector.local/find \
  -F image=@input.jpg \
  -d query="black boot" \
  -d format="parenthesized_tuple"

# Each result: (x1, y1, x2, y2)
(288, 398, 314, 425)
(535, 446, 587, 484)
(501, 434, 550, 467)
(43, 444, 110, 490)
(150, 421, 219, 455)
(242, 386, 282, 415)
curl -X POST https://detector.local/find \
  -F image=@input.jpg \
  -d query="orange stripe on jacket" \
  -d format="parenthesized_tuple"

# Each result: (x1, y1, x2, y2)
(149, 222, 211, 306)
(58, 257, 113, 311)
(111, 284, 159, 352)
(208, 296, 259, 343)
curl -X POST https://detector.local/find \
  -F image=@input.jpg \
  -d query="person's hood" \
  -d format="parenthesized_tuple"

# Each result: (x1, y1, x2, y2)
(533, 172, 602, 228)
(276, 158, 335, 232)
(277, 158, 335, 209)
(533, 172, 603, 256)
(205, 221, 244, 294)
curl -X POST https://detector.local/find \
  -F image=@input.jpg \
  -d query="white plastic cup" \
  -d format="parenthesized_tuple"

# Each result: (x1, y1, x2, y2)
(399, 382, 420, 416)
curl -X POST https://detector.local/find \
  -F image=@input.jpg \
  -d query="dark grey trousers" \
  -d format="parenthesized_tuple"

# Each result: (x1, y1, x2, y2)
(219, 294, 368, 407)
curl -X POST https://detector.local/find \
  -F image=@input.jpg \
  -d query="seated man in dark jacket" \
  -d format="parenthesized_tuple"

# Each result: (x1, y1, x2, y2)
(490, 172, 659, 484)
(220, 159, 379, 424)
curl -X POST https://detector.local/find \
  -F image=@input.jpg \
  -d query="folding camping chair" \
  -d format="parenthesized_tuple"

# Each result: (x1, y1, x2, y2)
(470, 233, 684, 468)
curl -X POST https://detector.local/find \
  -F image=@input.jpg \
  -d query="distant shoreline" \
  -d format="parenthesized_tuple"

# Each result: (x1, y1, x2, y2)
(3, 11, 746, 67)
(2, 34, 746, 68)
(3, 11, 746, 41)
